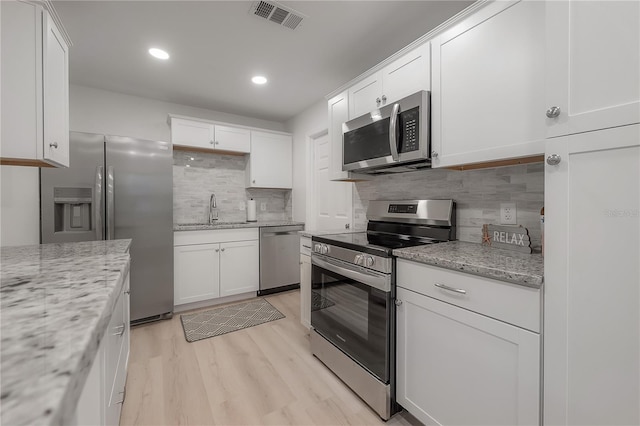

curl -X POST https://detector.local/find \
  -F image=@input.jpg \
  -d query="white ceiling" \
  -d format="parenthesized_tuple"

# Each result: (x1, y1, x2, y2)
(54, 0, 474, 123)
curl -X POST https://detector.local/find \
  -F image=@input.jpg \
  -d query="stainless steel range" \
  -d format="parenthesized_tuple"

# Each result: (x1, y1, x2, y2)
(310, 199, 456, 420)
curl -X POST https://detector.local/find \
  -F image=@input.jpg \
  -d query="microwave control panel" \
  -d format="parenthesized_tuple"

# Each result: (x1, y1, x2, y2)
(400, 107, 419, 153)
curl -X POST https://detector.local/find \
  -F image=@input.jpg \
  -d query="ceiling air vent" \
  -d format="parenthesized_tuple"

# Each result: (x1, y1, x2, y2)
(249, 1, 306, 30)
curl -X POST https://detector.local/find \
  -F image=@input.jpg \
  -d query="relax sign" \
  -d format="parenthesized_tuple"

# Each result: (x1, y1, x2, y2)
(482, 224, 532, 254)
(494, 230, 527, 246)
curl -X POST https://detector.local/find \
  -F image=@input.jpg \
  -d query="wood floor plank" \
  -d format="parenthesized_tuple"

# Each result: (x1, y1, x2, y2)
(120, 290, 420, 426)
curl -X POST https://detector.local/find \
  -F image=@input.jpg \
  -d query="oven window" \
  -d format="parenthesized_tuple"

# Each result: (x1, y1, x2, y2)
(343, 118, 391, 164)
(311, 262, 390, 383)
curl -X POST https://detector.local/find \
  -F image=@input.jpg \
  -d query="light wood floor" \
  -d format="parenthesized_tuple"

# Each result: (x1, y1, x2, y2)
(120, 290, 421, 426)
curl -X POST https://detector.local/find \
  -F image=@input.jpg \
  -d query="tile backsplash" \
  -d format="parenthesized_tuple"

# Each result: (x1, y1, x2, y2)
(173, 151, 292, 224)
(353, 163, 544, 250)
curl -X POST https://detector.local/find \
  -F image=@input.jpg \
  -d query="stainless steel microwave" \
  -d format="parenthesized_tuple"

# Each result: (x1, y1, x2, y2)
(342, 90, 430, 174)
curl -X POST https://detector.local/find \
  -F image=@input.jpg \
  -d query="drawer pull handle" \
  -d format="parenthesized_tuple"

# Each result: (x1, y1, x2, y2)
(434, 283, 467, 295)
(113, 323, 126, 336)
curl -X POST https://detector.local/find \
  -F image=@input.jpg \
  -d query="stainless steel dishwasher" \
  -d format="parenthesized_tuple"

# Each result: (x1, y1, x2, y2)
(258, 225, 304, 295)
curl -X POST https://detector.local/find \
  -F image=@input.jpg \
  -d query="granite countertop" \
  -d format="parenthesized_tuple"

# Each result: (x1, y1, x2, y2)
(393, 241, 544, 288)
(299, 228, 365, 238)
(174, 220, 305, 231)
(0, 239, 132, 426)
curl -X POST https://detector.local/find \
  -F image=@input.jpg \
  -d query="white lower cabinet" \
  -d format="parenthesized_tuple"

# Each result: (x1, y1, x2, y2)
(299, 236, 312, 329)
(173, 229, 259, 307)
(544, 124, 640, 425)
(75, 272, 130, 426)
(174, 243, 221, 304)
(219, 240, 260, 297)
(396, 262, 540, 426)
(300, 254, 311, 329)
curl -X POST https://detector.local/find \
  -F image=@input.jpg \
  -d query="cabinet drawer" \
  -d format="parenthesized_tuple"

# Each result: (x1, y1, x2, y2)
(300, 236, 311, 256)
(397, 259, 540, 332)
(174, 228, 258, 246)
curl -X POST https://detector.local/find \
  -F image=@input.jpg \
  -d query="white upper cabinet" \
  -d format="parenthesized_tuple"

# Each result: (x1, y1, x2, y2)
(214, 125, 251, 153)
(170, 117, 250, 154)
(1, 0, 70, 168)
(328, 91, 355, 181)
(545, 1, 640, 138)
(349, 43, 430, 118)
(246, 131, 292, 189)
(431, 0, 546, 168)
(171, 118, 214, 149)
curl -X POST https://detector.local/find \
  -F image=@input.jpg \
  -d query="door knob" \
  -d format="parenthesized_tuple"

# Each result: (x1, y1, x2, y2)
(546, 154, 562, 166)
(546, 106, 561, 118)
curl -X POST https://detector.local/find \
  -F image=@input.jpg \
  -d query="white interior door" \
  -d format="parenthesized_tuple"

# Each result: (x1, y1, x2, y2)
(311, 132, 352, 230)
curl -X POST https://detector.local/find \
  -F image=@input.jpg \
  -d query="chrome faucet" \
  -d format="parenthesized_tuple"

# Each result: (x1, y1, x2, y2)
(209, 193, 219, 223)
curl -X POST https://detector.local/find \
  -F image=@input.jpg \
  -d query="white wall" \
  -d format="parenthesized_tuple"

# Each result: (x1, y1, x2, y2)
(284, 99, 327, 223)
(0, 166, 40, 246)
(69, 84, 286, 141)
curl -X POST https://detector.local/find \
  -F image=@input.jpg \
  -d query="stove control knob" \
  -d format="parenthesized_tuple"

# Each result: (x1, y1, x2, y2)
(354, 254, 363, 265)
(321, 244, 329, 255)
(313, 243, 321, 253)
(365, 256, 375, 267)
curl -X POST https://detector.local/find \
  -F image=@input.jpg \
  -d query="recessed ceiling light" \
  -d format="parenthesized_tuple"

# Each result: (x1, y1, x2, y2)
(252, 76, 267, 85)
(149, 48, 170, 60)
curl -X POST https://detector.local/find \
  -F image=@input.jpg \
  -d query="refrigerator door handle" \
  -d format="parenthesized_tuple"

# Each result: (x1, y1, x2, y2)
(107, 166, 115, 240)
(95, 166, 104, 240)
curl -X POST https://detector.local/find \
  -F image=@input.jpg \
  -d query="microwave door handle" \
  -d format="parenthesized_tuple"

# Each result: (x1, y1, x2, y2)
(389, 103, 400, 161)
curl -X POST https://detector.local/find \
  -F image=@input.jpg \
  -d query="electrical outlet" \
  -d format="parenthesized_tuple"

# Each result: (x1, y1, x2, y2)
(238, 202, 245, 211)
(500, 202, 517, 225)
(260, 202, 267, 211)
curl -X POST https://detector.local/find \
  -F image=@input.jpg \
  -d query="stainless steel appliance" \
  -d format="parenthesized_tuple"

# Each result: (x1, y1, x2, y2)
(342, 90, 431, 174)
(258, 224, 305, 295)
(41, 131, 174, 324)
(310, 199, 455, 420)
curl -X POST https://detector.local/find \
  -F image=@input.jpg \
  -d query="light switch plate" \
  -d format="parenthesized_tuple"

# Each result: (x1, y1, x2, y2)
(260, 202, 267, 211)
(500, 202, 517, 225)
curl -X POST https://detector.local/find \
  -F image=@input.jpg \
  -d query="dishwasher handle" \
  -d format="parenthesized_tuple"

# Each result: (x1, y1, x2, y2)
(261, 230, 300, 237)
(260, 225, 304, 237)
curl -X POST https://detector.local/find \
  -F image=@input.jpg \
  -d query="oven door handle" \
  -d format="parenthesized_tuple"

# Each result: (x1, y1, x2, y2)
(312, 255, 391, 293)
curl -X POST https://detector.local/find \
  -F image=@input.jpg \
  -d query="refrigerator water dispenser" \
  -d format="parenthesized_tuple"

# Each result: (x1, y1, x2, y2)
(53, 187, 92, 232)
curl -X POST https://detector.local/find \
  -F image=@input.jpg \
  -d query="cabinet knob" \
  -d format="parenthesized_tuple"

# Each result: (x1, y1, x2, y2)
(395, 299, 403, 306)
(253, 180, 256, 184)
(376, 97, 381, 105)
(381, 95, 387, 103)
(221, 248, 225, 252)
(546, 106, 561, 118)
(49, 142, 58, 149)
(215, 249, 220, 252)
(431, 151, 439, 158)
(546, 154, 562, 166)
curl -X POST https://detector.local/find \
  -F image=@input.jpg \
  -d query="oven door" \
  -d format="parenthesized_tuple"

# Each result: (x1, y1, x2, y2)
(311, 254, 391, 383)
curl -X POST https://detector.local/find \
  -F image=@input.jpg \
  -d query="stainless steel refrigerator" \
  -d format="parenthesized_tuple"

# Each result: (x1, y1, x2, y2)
(41, 131, 174, 323)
